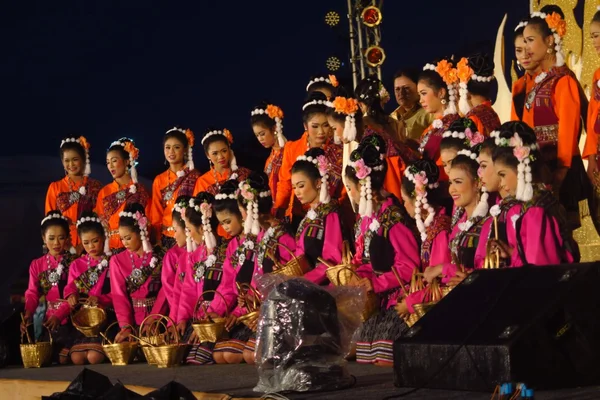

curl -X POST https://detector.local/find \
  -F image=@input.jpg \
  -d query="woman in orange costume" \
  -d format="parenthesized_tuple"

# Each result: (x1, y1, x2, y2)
(275, 92, 346, 227)
(150, 127, 200, 249)
(456, 54, 501, 136)
(192, 128, 251, 196)
(250, 102, 288, 211)
(46, 136, 102, 252)
(521, 6, 590, 229)
(583, 9, 600, 183)
(95, 138, 151, 252)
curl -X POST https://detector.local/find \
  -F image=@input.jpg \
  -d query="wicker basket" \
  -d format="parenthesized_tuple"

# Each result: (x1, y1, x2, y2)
(336, 267, 379, 322)
(72, 304, 106, 338)
(405, 313, 420, 328)
(138, 315, 184, 368)
(20, 326, 52, 368)
(236, 283, 261, 329)
(191, 290, 228, 343)
(270, 242, 311, 277)
(138, 314, 170, 365)
(325, 241, 355, 286)
(101, 322, 138, 366)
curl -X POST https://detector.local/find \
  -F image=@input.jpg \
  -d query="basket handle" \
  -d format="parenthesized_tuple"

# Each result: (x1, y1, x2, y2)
(391, 268, 410, 297)
(102, 322, 135, 345)
(193, 290, 230, 322)
(336, 266, 362, 286)
(138, 313, 167, 339)
(20, 324, 52, 345)
(484, 240, 500, 269)
(138, 314, 179, 345)
(236, 283, 261, 312)
(342, 241, 353, 265)
(270, 241, 301, 271)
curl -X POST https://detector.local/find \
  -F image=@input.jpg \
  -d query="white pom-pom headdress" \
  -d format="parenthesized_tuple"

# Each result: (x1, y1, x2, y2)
(326, 96, 360, 142)
(404, 166, 440, 241)
(238, 181, 271, 236)
(528, 11, 566, 67)
(454, 137, 489, 221)
(306, 74, 339, 92)
(76, 215, 112, 256)
(118, 210, 152, 253)
(166, 127, 196, 171)
(424, 60, 459, 116)
(41, 212, 69, 226)
(110, 139, 140, 184)
(201, 129, 238, 180)
(295, 154, 331, 204)
(61, 136, 91, 177)
(187, 197, 218, 252)
(251, 105, 287, 148)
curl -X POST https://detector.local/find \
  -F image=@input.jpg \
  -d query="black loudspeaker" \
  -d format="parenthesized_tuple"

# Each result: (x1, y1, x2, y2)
(393, 263, 600, 391)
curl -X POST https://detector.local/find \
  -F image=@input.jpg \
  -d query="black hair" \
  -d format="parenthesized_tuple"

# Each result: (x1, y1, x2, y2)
(202, 128, 231, 153)
(479, 137, 497, 156)
(466, 53, 496, 99)
(345, 135, 387, 190)
(302, 91, 329, 124)
(185, 192, 219, 233)
(326, 97, 364, 131)
(163, 127, 189, 148)
(514, 18, 528, 38)
(393, 68, 420, 85)
(306, 74, 335, 95)
(491, 121, 541, 178)
(418, 69, 448, 101)
(172, 195, 191, 229)
(213, 180, 243, 220)
(526, 5, 565, 39)
(238, 171, 272, 215)
(118, 203, 146, 234)
(60, 137, 86, 162)
(594, 10, 600, 24)
(355, 75, 388, 126)
(401, 159, 445, 207)
(250, 102, 277, 130)
(41, 210, 70, 238)
(440, 118, 478, 152)
(77, 211, 105, 238)
(292, 147, 326, 184)
(107, 137, 134, 165)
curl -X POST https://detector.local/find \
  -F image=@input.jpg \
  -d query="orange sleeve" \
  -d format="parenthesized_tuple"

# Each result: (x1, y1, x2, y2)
(94, 187, 106, 222)
(150, 175, 164, 243)
(583, 70, 600, 160)
(193, 173, 209, 196)
(469, 114, 485, 136)
(45, 182, 57, 214)
(554, 76, 581, 168)
(510, 78, 525, 122)
(275, 144, 294, 210)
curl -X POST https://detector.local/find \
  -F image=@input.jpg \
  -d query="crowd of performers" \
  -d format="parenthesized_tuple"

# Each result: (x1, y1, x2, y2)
(20, 5, 600, 369)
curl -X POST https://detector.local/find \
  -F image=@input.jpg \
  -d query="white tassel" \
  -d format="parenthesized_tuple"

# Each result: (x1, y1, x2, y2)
(186, 147, 195, 171)
(244, 202, 254, 235)
(516, 162, 526, 201)
(130, 164, 138, 184)
(142, 238, 152, 253)
(84, 156, 91, 177)
(276, 118, 287, 148)
(358, 184, 367, 216)
(186, 237, 194, 253)
(445, 100, 457, 116)
(103, 231, 111, 256)
(523, 163, 534, 201)
(458, 83, 471, 116)
(320, 175, 330, 204)
(343, 115, 357, 142)
(364, 177, 373, 217)
(230, 150, 238, 172)
(473, 189, 490, 219)
(204, 230, 217, 251)
(555, 49, 565, 67)
(69, 246, 77, 255)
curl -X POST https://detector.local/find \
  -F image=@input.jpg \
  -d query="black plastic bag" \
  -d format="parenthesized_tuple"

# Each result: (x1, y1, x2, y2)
(42, 368, 113, 399)
(141, 381, 196, 400)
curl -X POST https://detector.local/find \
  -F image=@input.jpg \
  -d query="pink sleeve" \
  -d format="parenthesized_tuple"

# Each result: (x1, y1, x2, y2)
(109, 256, 134, 328)
(441, 263, 458, 283)
(303, 213, 343, 285)
(405, 290, 426, 314)
(150, 287, 168, 316)
(207, 243, 238, 317)
(160, 250, 177, 307)
(169, 255, 186, 323)
(96, 282, 112, 308)
(176, 257, 200, 323)
(429, 230, 452, 267)
(370, 223, 420, 294)
(474, 218, 492, 270)
(54, 296, 71, 322)
(277, 233, 297, 264)
(62, 260, 79, 301)
(24, 260, 40, 315)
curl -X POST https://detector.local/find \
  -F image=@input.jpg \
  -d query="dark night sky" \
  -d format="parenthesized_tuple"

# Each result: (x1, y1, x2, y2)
(3, 0, 528, 178)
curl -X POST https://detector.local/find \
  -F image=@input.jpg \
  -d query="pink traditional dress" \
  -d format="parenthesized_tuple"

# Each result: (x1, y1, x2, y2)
(160, 245, 186, 317)
(252, 224, 296, 286)
(110, 248, 166, 329)
(295, 201, 344, 285)
(24, 252, 75, 360)
(63, 254, 113, 356)
(354, 197, 421, 365)
(419, 113, 460, 173)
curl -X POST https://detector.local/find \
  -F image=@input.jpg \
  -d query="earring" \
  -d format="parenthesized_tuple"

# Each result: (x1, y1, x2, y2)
(547, 48, 553, 54)
(441, 99, 447, 105)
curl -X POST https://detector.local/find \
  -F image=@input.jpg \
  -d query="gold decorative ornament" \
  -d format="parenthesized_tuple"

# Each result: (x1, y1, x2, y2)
(325, 11, 341, 27)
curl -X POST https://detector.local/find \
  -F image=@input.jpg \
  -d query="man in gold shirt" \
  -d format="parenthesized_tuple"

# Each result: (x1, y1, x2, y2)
(390, 68, 434, 142)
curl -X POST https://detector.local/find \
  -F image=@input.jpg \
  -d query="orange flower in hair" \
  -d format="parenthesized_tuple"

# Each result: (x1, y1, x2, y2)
(333, 96, 359, 115)
(185, 129, 195, 147)
(442, 68, 459, 85)
(124, 142, 139, 160)
(435, 60, 452, 79)
(456, 58, 473, 83)
(223, 129, 234, 144)
(266, 104, 284, 119)
(329, 74, 339, 87)
(78, 136, 90, 150)
(546, 12, 566, 37)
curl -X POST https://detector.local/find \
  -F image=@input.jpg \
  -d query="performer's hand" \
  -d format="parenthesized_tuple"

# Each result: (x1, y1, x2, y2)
(115, 327, 131, 343)
(44, 316, 60, 332)
(67, 294, 79, 308)
(224, 315, 237, 331)
(206, 312, 220, 321)
(237, 294, 246, 309)
(423, 265, 443, 284)
(86, 296, 98, 307)
(177, 321, 187, 337)
(448, 270, 469, 287)
(248, 317, 258, 332)
(488, 239, 512, 260)
(189, 331, 200, 345)
(394, 300, 409, 319)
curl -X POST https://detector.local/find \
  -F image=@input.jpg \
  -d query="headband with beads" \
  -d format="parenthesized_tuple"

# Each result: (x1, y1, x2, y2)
(302, 99, 328, 110)
(347, 157, 384, 217)
(306, 74, 338, 92)
(166, 127, 196, 171)
(295, 154, 330, 204)
(201, 129, 239, 178)
(61, 136, 92, 177)
(327, 97, 359, 143)
(251, 105, 287, 148)
(238, 181, 271, 236)
(527, 11, 566, 67)
(76, 216, 112, 255)
(118, 211, 152, 253)
(188, 198, 217, 252)
(41, 213, 69, 226)
(404, 166, 440, 241)
(110, 140, 140, 184)
(423, 60, 458, 116)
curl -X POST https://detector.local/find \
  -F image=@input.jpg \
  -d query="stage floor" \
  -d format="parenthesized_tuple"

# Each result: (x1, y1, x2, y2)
(0, 362, 599, 399)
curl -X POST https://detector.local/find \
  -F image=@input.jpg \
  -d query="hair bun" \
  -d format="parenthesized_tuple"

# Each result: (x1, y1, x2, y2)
(539, 4, 564, 19)
(412, 159, 440, 184)
(497, 121, 537, 145)
(195, 191, 215, 205)
(218, 180, 239, 196)
(448, 117, 478, 133)
(123, 202, 145, 215)
(305, 91, 328, 104)
(468, 53, 494, 77)
(246, 171, 270, 191)
(304, 147, 326, 159)
(359, 132, 387, 156)
(79, 210, 99, 220)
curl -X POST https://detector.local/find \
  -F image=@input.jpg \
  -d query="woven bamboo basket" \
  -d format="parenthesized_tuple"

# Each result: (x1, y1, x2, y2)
(336, 267, 378, 322)
(137, 315, 186, 368)
(401, 270, 425, 328)
(20, 325, 52, 368)
(483, 239, 501, 269)
(192, 290, 228, 343)
(138, 314, 169, 365)
(72, 302, 106, 337)
(325, 241, 355, 286)
(410, 279, 443, 320)
(271, 242, 311, 277)
(236, 283, 261, 329)
(101, 322, 138, 366)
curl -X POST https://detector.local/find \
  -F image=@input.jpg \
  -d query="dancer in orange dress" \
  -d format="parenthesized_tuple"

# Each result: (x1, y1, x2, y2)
(583, 9, 600, 182)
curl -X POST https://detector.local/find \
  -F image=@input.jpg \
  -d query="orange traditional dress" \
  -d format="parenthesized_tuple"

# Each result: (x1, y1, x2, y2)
(45, 176, 102, 247)
(465, 101, 501, 136)
(94, 181, 151, 251)
(583, 68, 600, 161)
(264, 145, 285, 212)
(150, 168, 200, 248)
(192, 167, 251, 196)
(510, 72, 538, 122)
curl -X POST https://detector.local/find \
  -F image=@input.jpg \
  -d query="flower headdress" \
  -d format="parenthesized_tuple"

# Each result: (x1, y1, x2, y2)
(238, 180, 271, 236)
(347, 140, 385, 217)
(188, 197, 217, 252)
(524, 11, 567, 67)
(327, 96, 359, 142)
(404, 166, 439, 241)
(61, 136, 91, 177)
(201, 129, 239, 179)
(110, 139, 140, 184)
(306, 74, 338, 92)
(423, 59, 459, 116)
(490, 130, 539, 201)
(118, 210, 152, 252)
(302, 99, 328, 110)
(295, 154, 331, 204)
(251, 104, 287, 148)
(41, 212, 69, 226)
(165, 127, 196, 171)
(455, 134, 490, 221)
(76, 216, 112, 255)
